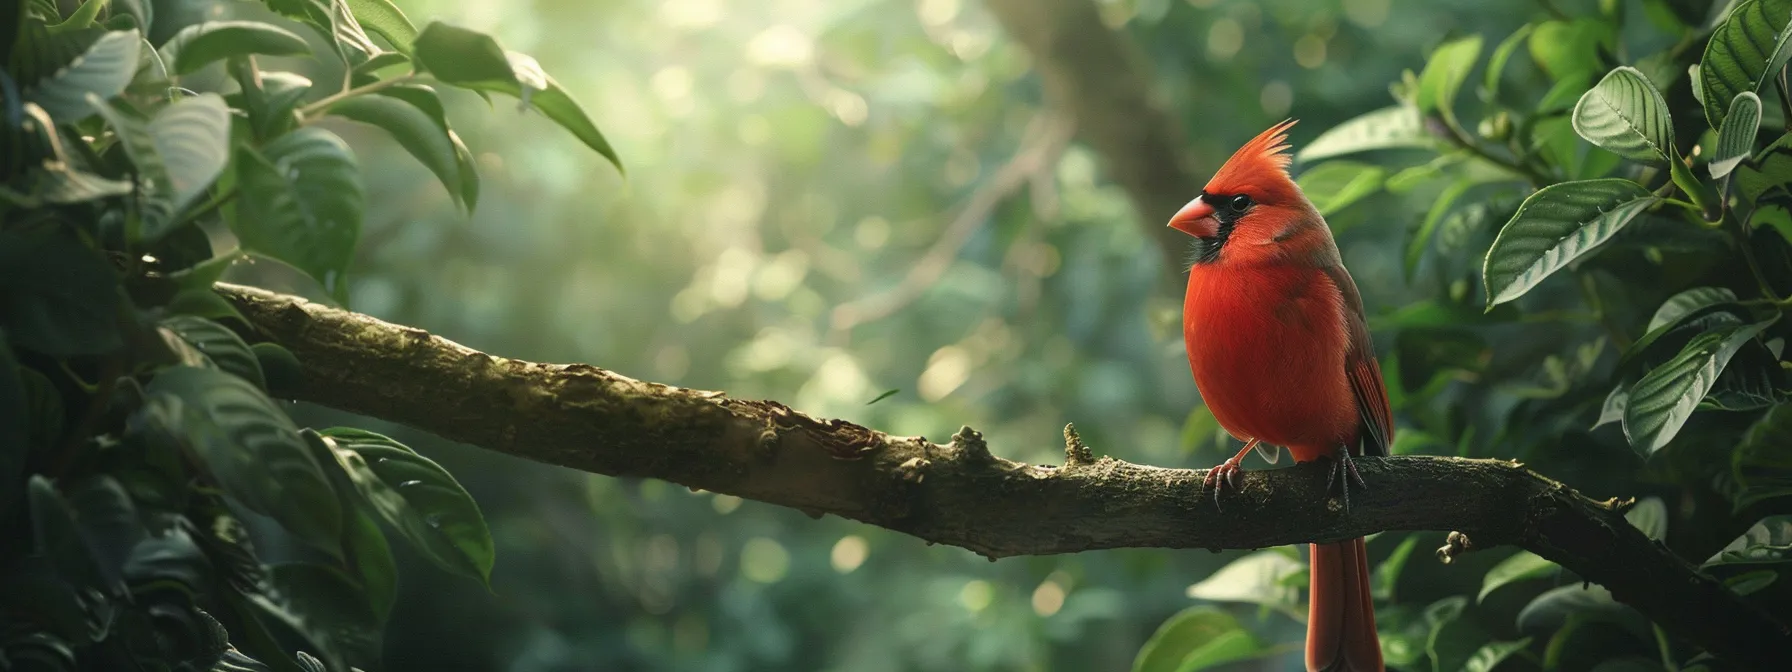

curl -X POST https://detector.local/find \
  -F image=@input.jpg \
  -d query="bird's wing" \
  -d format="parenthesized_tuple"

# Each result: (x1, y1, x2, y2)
(1322, 264, 1394, 457)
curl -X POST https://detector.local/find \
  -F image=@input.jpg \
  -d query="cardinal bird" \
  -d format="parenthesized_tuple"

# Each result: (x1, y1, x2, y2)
(1171, 120, 1392, 672)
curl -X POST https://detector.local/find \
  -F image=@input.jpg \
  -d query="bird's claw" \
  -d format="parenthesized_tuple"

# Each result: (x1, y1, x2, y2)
(1323, 451, 1368, 514)
(1202, 458, 1245, 511)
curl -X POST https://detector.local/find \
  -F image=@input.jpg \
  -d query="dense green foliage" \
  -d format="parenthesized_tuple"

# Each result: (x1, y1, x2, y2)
(8, 0, 1792, 671)
(1, 0, 615, 669)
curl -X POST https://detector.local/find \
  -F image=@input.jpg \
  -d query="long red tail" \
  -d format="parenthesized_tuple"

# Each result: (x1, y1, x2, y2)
(1306, 538, 1382, 672)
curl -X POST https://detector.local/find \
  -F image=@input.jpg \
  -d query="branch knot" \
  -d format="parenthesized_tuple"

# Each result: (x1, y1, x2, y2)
(953, 426, 991, 463)
(1063, 423, 1093, 466)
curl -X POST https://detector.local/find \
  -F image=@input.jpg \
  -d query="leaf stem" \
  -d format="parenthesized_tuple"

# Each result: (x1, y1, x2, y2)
(175, 187, 238, 229)
(1438, 115, 1550, 187)
(298, 74, 418, 119)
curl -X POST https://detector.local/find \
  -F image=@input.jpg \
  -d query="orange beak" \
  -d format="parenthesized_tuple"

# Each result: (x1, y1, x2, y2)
(1168, 196, 1219, 238)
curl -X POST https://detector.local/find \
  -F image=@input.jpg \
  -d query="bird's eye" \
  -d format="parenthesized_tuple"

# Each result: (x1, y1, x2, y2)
(1229, 194, 1253, 211)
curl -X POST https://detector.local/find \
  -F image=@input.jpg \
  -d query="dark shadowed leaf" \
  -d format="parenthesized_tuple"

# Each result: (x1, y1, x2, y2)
(1462, 638, 1533, 672)
(162, 315, 267, 389)
(1516, 584, 1643, 635)
(1479, 550, 1556, 602)
(1734, 406, 1792, 508)
(320, 427, 494, 585)
(0, 331, 26, 514)
(159, 21, 310, 76)
(0, 228, 122, 356)
(232, 127, 363, 301)
(145, 367, 341, 554)
(1571, 66, 1674, 162)
(326, 86, 463, 210)
(346, 0, 418, 53)
(1624, 496, 1667, 539)
(1623, 317, 1779, 455)
(269, 563, 383, 668)
(1650, 287, 1739, 331)
(343, 507, 398, 622)
(1482, 179, 1657, 307)
(1130, 606, 1268, 672)
(1372, 533, 1421, 602)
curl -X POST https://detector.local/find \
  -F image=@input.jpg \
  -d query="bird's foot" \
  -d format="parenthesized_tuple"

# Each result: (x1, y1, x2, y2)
(1201, 438, 1258, 512)
(1322, 450, 1368, 515)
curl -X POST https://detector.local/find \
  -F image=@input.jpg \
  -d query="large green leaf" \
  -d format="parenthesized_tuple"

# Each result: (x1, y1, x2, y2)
(23, 28, 139, 121)
(1482, 179, 1657, 307)
(1625, 496, 1668, 539)
(0, 228, 122, 356)
(343, 507, 398, 622)
(346, 0, 419, 54)
(1416, 36, 1482, 115)
(1699, 0, 1792, 130)
(326, 86, 464, 210)
(1295, 106, 1433, 162)
(232, 127, 363, 301)
(1296, 161, 1385, 216)
(1516, 584, 1640, 634)
(158, 21, 310, 76)
(1706, 515, 1792, 567)
(320, 428, 494, 584)
(1649, 287, 1739, 331)
(1406, 179, 1472, 280)
(1130, 606, 1268, 672)
(1482, 24, 1533, 99)
(412, 22, 620, 172)
(144, 367, 341, 554)
(1372, 533, 1421, 602)
(150, 93, 232, 214)
(161, 315, 266, 389)
(1184, 548, 1304, 619)
(1462, 638, 1533, 672)
(1711, 92, 1763, 178)
(1478, 550, 1556, 602)
(1623, 317, 1779, 456)
(1528, 18, 1611, 81)
(1571, 67, 1674, 162)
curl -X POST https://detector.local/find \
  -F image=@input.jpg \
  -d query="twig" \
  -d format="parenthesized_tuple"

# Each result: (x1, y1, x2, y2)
(828, 114, 1074, 333)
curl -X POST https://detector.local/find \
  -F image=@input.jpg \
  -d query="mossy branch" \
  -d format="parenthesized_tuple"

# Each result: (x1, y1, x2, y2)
(216, 283, 1789, 667)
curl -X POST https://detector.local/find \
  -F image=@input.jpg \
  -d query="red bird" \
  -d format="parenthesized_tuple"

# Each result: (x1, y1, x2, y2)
(1171, 120, 1391, 672)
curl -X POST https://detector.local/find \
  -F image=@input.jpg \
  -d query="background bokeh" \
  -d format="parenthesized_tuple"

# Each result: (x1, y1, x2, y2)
(188, 0, 1541, 669)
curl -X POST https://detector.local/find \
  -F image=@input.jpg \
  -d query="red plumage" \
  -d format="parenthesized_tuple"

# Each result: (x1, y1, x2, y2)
(1172, 120, 1392, 672)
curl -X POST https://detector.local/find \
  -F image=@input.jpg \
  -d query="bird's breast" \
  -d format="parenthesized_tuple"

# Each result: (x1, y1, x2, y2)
(1182, 264, 1357, 454)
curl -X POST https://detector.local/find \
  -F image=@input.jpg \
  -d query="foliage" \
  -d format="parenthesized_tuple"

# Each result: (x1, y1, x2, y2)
(1144, 0, 1792, 668)
(0, 0, 615, 669)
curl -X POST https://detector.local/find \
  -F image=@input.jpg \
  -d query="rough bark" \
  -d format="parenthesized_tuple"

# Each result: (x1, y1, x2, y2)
(214, 283, 1788, 666)
(983, 0, 1199, 275)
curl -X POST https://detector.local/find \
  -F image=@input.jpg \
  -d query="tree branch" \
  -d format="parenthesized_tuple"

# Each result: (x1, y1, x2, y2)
(216, 283, 1789, 667)
(983, 0, 1199, 277)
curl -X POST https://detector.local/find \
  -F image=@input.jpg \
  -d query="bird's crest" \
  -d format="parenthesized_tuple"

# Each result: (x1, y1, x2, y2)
(1203, 119, 1298, 197)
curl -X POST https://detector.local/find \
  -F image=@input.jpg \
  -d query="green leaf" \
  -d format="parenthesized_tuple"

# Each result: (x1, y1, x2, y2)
(1528, 19, 1611, 81)
(1462, 638, 1533, 672)
(449, 129, 480, 211)
(1624, 496, 1668, 540)
(0, 332, 26, 513)
(864, 388, 899, 405)
(269, 563, 382, 668)
(1482, 179, 1657, 307)
(411, 22, 620, 171)
(232, 127, 363, 301)
(1482, 24, 1534, 99)
(1296, 161, 1386, 216)
(1699, 0, 1792, 130)
(144, 367, 341, 554)
(1416, 35, 1482, 115)
(162, 315, 266, 389)
(320, 428, 494, 585)
(1406, 179, 1472, 280)
(0, 227, 122, 356)
(343, 508, 398, 622)
(151, 93, 232, 218)
(1184, 549, 1304, 619)
(1733, 406, 1792, 508)
(1571, 67, 1674, 162)
(1372, 533, 1421, 602)
(159, 21, 310, 76)
(1724, 569, 1778, 595)
(1516, 584, 1638, 633)
(326, 86, 464, 210)
(346, 0, 418, 54)
(1623, 317, 1779, 456)
(1711, 92, 1763, 178)
(1423, 596, 1470, 671)
(1707, 515, 1792, 566)
(1130, 606, 1268, 672)
(1650, 287, 1739, 331)
(1478, 550, 1556, 602)
(24, 28, 139, 121)
(1294, 106, 1434, 162)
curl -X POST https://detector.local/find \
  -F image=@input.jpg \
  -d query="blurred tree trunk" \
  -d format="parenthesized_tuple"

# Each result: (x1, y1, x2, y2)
(984, 0, 1199, 277)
